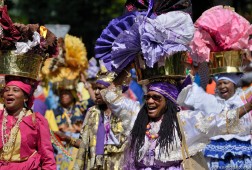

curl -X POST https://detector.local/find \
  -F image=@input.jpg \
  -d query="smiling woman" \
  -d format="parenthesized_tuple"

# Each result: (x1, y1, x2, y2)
(0, 75, 56, 169)
(125, 80, 186, 169)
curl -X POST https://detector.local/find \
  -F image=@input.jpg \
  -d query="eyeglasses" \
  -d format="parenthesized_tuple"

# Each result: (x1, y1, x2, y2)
(144, 94, 162, 101)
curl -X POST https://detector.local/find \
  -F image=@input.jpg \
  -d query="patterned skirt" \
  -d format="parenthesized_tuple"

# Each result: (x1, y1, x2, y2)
(204, 138, 252, 170)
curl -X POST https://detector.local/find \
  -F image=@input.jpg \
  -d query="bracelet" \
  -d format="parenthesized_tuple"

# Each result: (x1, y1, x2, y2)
(69, 137, 77, 146)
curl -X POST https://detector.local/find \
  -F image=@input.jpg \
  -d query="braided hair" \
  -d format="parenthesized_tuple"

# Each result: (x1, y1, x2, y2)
(129, 98, 182, 161)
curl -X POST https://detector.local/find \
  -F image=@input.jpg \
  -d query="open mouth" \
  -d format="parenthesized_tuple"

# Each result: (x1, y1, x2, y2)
(6, 98, 15, 104)
(147, 106, 157, 113)
(220, 90, 228, 96)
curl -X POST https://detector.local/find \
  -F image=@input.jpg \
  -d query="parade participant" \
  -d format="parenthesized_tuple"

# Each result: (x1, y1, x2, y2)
(71, 71, 140, 170)
(0, 76, 56, 169)
(179, 5, 252, 169)
(42, 34, 90, 170)
(0, 2, 57, 169)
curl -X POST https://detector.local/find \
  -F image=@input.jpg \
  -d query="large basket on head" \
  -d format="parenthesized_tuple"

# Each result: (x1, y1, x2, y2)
(209, 50, 249, 75)
(134, 52, 190, 85)
(0, 51, 43, 80)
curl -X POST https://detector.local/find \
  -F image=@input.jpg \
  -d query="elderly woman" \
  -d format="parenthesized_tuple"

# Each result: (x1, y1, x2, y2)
(0, 75, 56, 169)
(124, 77, 252, 169)
(178, 72, 252, 169)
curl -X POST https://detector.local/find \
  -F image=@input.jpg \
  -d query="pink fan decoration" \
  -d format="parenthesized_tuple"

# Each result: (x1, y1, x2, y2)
(190, 5, 252, 63)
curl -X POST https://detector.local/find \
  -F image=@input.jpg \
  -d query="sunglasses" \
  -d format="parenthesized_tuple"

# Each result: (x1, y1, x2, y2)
(144, 94, 162, 101)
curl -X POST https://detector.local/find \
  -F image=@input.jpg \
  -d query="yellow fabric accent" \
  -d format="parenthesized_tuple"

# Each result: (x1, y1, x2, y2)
(74, 106, 127, 169)
(39, 26, 47, 38)
(45, 110, 59, 131)
(0, 129, 22, 161)
(0, 111, 33, 161)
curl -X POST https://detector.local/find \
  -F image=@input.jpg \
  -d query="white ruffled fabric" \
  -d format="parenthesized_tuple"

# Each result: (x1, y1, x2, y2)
(14, 32, 40, 55)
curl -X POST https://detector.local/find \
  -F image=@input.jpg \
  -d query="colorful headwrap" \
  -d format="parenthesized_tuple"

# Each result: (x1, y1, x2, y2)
(215, 73, 243, 85)
(147, 81, 178, 104)
(96, 72, 116, 87)
(5, 79, 37, 108)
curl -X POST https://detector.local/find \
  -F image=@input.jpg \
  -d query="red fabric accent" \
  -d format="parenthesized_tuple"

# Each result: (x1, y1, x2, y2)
(0, 111, 56, 169)
(0, 6, 20, 41)
(6, 81, 32, 95)
(6, 81, 34, 108)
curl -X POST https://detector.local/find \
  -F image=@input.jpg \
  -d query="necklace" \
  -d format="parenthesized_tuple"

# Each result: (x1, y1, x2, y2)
(1, 108, 27, 153)
(145, 119, 162, 140)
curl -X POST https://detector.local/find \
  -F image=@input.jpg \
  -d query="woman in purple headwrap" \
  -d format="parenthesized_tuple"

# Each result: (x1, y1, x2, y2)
(126, 81, 184, 169)
(124, 76, 252, 169)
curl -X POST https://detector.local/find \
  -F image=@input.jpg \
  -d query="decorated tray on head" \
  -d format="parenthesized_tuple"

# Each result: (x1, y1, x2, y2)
(0, 2, 57, 80)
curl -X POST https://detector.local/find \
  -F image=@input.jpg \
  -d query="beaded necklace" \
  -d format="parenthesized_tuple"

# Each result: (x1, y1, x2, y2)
(1, 108, 26, 153)
(145, 118, 162, 140)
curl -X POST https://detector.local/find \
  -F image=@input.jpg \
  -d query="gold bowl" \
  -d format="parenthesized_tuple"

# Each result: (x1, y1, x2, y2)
(0, 51, 43, 80)
(209, 50, 249, 74)
(134, 52, 190, 85)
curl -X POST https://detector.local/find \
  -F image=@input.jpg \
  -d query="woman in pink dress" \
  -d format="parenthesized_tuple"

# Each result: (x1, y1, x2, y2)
(0, 75, 56, 170)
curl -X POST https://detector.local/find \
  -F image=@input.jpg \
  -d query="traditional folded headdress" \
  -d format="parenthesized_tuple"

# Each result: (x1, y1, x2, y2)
(41, 34, 88, 90)
(190, 6, 252, 64)
(95, 1, 194, 84)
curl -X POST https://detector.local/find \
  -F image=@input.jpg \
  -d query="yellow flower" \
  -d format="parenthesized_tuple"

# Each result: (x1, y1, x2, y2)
(64, 34, 88, 70)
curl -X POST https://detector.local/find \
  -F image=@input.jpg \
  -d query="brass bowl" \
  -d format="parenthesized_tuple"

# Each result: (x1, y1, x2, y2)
(134, 52, 190, 85)
(0, 51, 43, 80)
(209, 50, 249, 74)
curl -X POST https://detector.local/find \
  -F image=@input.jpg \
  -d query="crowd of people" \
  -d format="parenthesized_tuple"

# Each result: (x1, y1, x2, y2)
(1, 0, 252, 170)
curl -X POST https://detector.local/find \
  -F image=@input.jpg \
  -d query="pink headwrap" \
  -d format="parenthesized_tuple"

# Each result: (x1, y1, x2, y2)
(6, 80, 34, 108)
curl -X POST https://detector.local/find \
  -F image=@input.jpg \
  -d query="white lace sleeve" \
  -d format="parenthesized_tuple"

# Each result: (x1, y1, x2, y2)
(100, 87, 140, 136)
(178, 108, 245, 147)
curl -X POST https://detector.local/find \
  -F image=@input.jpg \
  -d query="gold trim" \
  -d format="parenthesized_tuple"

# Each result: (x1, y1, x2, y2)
(134, 52, 189, 85)
(209, 50, 248, 74)
(0, 51, 43, 80)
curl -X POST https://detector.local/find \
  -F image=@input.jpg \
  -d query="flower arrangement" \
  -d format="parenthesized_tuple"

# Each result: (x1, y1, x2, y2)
(0, 5, 57, 58)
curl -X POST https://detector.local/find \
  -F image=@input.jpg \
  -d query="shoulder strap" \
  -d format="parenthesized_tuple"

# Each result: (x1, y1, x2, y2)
(177, 112, 193, 169)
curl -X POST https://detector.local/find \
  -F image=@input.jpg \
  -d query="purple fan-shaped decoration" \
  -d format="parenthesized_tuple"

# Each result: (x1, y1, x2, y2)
(95, 12, 140, 71)
(111, 23, 141, 73)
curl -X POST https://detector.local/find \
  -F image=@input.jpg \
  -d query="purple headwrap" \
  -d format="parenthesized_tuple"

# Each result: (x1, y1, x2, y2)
(147, 81, 178, 104)
(96, 80, 111, 87)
